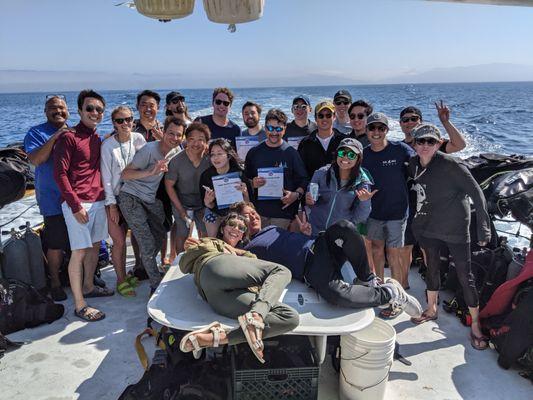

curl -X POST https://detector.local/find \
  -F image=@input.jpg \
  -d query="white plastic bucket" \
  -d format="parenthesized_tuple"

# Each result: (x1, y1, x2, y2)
(339, 319, 396, 400)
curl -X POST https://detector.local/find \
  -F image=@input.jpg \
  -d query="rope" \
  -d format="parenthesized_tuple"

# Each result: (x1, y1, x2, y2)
(0, 203, 37, 229)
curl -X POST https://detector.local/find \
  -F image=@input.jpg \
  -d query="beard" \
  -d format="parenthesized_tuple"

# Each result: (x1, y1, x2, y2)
(245, 118, 259, 129)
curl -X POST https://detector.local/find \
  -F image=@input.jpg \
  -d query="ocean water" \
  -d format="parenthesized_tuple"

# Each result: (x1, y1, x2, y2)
(0, 82, 531, 246)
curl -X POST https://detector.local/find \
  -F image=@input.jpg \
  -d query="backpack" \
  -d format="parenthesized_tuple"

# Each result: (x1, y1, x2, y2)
(0, 278, 64, 334)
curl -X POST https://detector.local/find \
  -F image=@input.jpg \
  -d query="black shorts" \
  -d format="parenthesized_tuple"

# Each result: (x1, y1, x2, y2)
(42, 214, 70, 251)
(403, 217, 416, 247)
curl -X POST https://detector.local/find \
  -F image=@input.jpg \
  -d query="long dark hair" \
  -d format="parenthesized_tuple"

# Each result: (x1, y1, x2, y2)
(216, 212, 249, 245)
(208, 138, 243, 169)
(326, 151, 363, 190)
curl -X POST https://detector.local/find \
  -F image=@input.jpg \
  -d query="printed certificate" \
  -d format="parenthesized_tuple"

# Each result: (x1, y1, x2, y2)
(257, 167, 284, 200)
(235, 136, 259, 160)
(287, 136, 305, 150)
(212, 172, 244, 209)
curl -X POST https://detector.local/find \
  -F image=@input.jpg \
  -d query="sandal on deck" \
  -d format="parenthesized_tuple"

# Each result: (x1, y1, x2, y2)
(84, 286, 115, 298)
(126, 274, 139, 288)
(179, 322, 224, 353)
(75, 306, 105, 322)
(238, 312, 265, 364)
(411, 311, 438, 325)
(470, 332, 488, 351)
(379, 305, 403, 320)
(117, 281, 136, 297)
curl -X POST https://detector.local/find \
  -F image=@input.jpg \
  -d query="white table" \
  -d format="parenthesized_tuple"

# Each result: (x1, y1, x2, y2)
(148, 264, 374, 364)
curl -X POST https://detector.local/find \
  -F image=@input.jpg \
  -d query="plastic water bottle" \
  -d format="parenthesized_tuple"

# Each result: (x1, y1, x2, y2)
(308, 183, 319, 202)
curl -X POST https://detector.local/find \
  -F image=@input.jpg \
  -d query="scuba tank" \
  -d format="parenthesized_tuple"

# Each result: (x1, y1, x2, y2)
(0, 228, 32, 284)
(22, 222, 46, 290)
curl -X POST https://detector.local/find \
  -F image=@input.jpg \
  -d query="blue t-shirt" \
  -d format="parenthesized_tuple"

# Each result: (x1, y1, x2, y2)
(23, 122, 63, 216)
(362, 141, 415, 221)
(244, 226, 314, 280)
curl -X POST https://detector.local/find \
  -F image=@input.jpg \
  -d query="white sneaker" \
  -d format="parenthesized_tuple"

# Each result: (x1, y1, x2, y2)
(354, 274, 382, 288)
(382, 278, 422, 318)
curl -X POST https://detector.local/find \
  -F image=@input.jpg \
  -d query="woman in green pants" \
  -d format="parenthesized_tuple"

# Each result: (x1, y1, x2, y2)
(178, 213, 299, 363)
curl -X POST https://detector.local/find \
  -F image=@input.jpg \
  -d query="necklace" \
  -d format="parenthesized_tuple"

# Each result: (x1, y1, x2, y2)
(117, 135, 132, 167)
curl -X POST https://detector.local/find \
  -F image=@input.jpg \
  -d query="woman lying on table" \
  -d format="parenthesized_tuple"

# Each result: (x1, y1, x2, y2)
(178, 212, 299, 363)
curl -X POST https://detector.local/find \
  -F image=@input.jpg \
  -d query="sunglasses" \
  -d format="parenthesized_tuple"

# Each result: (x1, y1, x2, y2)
(171, 97, 185, 104)
(334, 100, 350, 106)
(214, 99, 231, 107)
(349, 113, 366, 120)
(227, 219, 247, 233)
(317, 113, 333, 119)
(415, 138, 438, 146)
(368, 124, 387, 132)
(266, 125, 284, 133)
(401, 115, 420, 123)
(46, 94, 66, 101)
(292, 104, 308, 111)
(337, 149, 358, 160)
(85, 104, 104, 114)
(113, 116, 133, 125)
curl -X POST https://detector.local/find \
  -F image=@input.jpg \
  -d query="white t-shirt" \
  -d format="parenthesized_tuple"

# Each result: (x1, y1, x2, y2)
(317, 134, 333, 151)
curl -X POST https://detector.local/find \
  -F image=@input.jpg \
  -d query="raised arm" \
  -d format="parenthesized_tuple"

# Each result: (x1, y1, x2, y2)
(436, 100, 466, 154)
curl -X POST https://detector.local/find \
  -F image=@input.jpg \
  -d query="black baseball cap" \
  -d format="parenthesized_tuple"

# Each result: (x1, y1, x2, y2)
(166, 91, 185, 104)
(334, 90, 352, 102)
(292, 95, 311, 106)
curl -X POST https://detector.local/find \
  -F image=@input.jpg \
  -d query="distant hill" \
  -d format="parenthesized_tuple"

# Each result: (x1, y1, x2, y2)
(1, 63, 533, 92)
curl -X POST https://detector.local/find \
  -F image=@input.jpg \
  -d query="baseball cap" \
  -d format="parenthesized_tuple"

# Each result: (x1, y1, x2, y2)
(334, 90, 352, 102)
(292, 95, 311, 106)
(337, 137, 363, 155)
(366, 112, 389, 128)
(412, 124, 441, 141)
(315, 101, 336, 115)
(166, 91, 185, 104)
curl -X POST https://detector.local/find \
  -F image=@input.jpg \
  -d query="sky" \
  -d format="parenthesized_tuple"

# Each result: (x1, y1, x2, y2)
(1, 0, 533, 90)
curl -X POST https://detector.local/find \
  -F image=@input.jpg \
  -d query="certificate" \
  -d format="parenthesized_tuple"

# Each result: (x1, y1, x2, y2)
(235, 136, 259, 160)
(287, 136, 305, 150)
(212, 172, 244, 209)
(257, 167, 284, 200)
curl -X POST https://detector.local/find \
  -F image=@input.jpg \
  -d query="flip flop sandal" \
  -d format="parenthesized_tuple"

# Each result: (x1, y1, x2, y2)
(126, 274, 139, 288)
(379, 305, 403, 320)
(117, 281, 136, 297)
(84, 286, 115, 298)
(75, 306, 105, 322)
(470, 332, 489, 351)
(179, 322, 223, 353)
(411, 311, 438, 325)
(238, 312, 265, 364)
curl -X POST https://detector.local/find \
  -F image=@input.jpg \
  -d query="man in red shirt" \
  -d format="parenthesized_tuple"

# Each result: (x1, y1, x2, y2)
(54, 89, 112, 322)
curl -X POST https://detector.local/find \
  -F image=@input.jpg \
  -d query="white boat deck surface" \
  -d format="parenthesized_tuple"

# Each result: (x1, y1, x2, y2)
(1, 251, 531, 400)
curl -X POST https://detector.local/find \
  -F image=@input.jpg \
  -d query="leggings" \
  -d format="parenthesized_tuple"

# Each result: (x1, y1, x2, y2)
(305, 220, 391, 308)
(199, 254, 299, 345)
(420, 236, 479, 308)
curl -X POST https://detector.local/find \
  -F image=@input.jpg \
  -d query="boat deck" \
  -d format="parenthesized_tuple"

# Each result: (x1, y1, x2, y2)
(1, 253, 531, 400)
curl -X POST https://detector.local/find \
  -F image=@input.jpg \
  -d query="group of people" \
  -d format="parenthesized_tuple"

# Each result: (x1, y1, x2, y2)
(24, 85, 491, 355)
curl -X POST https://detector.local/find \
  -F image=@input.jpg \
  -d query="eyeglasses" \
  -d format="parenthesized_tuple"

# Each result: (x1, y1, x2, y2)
(45, 94, 66, 101)
(227, 219, 247, 233)
(292, 104, 308, 111)
(400, 115, 420, 123)
(113, 116, 133, 125)
(337, 149, 358, 160)
(215, 99, 231, 107)
(85, 104, 104, 114)
(415, 138, 438, 146)
(349, 113, 366, 120)
(367, 124, 387, 132)
(317, 113, 333, 119)
(334, 100, 350, 106)
(171, 97, 185, 104)
(266, 125, 284, 133)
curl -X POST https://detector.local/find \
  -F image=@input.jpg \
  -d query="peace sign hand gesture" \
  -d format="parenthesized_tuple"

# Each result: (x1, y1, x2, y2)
(294, 212, 312, 236)
(435, 100, 451, 124)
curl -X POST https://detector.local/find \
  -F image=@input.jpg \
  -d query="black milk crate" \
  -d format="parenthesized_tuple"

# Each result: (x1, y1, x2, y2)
(231, 335, 319, 400)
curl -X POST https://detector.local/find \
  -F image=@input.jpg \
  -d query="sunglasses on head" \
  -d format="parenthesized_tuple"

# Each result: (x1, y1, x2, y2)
(368, 124, 387, 133)
(337, 149, 358, 160)
(46, 94, 66, 101)
(215, 99, 230, 107)
(415, 137, 438, 146)
(266, 124, 284, 133)
(292, 104, 308, 111)
(317, 113, 333, 120)
(401, 115, 420, 123)
(113, 116, 133, 125)
(349, 113, 366, 120)
(227, 219, 247, 233)
(85, 104, 104, 114)
(171, 97, 185, 104)
(334, 100, 350, 106)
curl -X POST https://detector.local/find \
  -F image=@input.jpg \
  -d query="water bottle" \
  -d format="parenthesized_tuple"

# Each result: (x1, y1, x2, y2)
(308, 182, 319, 202)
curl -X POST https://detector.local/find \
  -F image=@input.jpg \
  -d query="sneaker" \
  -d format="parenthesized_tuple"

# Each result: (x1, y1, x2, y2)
(382, 278, 422, 318)
(354, 273, 382, 288)
(50, 285, 67, 301)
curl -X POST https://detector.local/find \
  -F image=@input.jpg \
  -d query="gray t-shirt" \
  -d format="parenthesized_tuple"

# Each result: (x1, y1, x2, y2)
(165, 151, 211, 209)
(120, 141, 166, 204)
(333, 119, 352, 135)
(241, 128, 266, 143)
